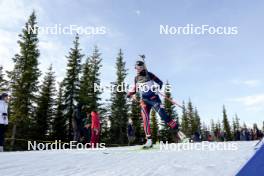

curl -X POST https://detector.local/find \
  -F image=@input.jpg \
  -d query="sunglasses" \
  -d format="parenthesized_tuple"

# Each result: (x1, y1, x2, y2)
(135, 65, 144, 69)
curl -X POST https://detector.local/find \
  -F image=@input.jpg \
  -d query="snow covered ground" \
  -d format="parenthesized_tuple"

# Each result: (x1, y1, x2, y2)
(0, 141, 258, 176)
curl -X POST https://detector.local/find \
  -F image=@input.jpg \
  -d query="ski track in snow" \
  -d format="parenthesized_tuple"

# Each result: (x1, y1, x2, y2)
(0, 141, 257, 176)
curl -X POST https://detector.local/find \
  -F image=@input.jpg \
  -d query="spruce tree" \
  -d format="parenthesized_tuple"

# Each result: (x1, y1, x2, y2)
(0, 65, 8, 93)
(63, 34, 84, 140)
(79, 58, 92, 106)
(216, 120, 221, 131)
(187, 100, 195, 136)
(232, 115, 240, 136)
(215, 119, 221, 141)
(150, 109, 159, 144)
(162, 81, 178, 142)
(161, 83, 171, 141)
(109, 49, 128, 144)
(130, 93, 143, 144)
(181, 101, 189, 136)
(253, 123, 258, 130)
(79, 46, 102, 111)
(194, 107, 201, 134)
(34, 65, 56, 140)
(211, 119, 215, 134)
(52, 82, 67, 141)
(98, 104, 110, 143)
(8, 11, 41, 149)
(235, 114, 240, 131)
(232, 117, 237, 140)
(201, 122, 208, 141)
(222, 105, 232, 141)
(242, 122, 247, 130)
(88, 46, 102, 110)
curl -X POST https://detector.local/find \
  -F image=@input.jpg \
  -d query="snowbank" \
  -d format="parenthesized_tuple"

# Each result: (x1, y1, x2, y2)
(0, 141, 257, 176)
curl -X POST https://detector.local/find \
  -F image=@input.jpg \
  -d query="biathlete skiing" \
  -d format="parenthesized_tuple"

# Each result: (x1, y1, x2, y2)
(127, 55, 184, 149)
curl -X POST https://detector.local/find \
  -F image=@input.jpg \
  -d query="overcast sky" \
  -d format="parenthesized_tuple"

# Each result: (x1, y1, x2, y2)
(0, 0, 263, 127)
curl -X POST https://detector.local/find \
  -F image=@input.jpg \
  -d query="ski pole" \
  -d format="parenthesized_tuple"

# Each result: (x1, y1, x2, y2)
(158, 91, 183, 109)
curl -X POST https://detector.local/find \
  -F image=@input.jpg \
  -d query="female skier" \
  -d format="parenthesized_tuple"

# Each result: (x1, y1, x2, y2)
(127, 59, 179, 148)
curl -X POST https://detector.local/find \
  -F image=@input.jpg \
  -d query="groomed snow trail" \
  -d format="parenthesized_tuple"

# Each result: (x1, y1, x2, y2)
(0, 141, 256, 176)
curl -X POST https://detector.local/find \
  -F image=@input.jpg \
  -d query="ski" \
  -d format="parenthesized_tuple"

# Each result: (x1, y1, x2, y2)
(142, 145, 153, 150)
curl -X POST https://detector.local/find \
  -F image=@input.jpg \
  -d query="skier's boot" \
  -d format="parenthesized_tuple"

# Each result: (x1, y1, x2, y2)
(169, 121, 179, 133)
(177, 131, 189, 143)
(169, 123, 189, 143)
(142, 137, 153, 149)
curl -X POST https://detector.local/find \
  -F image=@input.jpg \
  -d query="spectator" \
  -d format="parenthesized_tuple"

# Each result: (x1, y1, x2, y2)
(90, 111, 100, 148)
(0, 93, 9, 152)
(72, 103, 85, 142)
(82, 111, 91, 144)
(127, 118, 135, 146)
